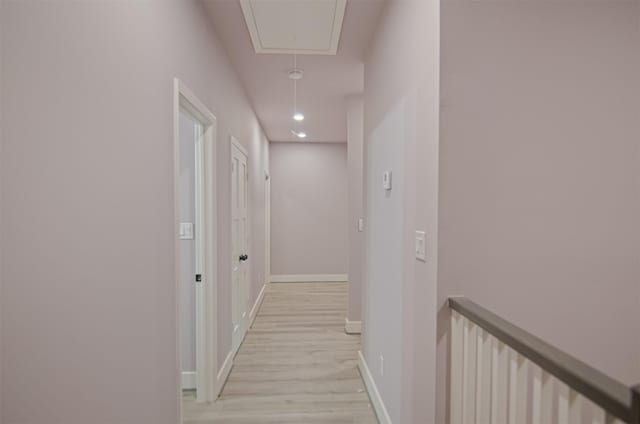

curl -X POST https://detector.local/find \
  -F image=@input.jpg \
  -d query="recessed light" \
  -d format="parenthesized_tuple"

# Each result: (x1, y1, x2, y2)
(290, 129, 307, 139)
(293, 113, 305, 121)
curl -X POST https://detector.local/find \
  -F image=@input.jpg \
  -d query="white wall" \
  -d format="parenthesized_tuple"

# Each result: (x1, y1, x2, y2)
(362, 0, 440, 422)
(436, 2, 640, 421)
(0, 2, 269, 423)
(347, 96, 364, 321)
(270, 142, 348, 277)
(364, 99, 407, 421)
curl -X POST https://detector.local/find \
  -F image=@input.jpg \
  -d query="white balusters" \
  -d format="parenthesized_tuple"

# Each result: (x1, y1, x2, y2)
(532, 365, 543, 424)
(449, 304, 635, 424)
(558, 383, 584, 424)
(462, 320, 478, 424)
(451, 310, 464, 424)
(476, 329, 493, 424)
(508, 349, 529, 424)
(558, 382, 570, 423)
(541, 369, 555, 424)
(592, 404, 625, 424)
(591, 404, 609, 424)
(569, 390, 583, 424)
(515, 353, 529, 423)
(532, 366, 554, 424)
(605, 415, 626, 424)
(491, 339, 509, 424)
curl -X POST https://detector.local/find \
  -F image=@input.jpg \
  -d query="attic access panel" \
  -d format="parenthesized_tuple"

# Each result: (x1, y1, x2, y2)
(240, 0, 347, 55)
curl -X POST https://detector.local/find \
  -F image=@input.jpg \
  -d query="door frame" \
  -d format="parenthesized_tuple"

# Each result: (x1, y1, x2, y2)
(173, 79, 218, 410)
(230, 136, 250, 353)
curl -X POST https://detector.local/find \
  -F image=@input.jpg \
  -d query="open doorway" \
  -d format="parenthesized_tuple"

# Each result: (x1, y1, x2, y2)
(173, 79, 218, 411)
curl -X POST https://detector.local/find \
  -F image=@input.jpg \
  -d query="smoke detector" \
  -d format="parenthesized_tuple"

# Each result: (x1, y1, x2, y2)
(288, 69, 304, 80)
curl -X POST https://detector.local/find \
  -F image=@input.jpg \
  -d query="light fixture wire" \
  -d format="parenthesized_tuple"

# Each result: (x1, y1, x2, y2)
(293, 54, 298, 132)
(290, 54, 307, 139)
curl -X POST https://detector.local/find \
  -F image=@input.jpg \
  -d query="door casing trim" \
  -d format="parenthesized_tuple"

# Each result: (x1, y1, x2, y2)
(173, 78, 219, 417)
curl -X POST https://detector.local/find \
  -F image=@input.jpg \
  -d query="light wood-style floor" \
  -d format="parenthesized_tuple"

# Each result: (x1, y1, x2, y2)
(183, 282, 378, 423)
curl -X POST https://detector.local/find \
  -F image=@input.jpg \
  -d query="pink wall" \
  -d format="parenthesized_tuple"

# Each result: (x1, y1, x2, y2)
(347, 96, 364, 322)
(436, 1, 640, 422)
(0, 2, 268, 423)
(269, 142, 348, 276)
(363, 0, 440, 422)
(364, 2, 640, 423)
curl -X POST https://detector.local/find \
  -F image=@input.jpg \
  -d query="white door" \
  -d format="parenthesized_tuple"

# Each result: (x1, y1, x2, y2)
(265, 171, 271, 285)
(178, 106, 208, 401)
(178, 110, 199, 391)
(175, 79, 219, 406)
(231, 139, 250, 352)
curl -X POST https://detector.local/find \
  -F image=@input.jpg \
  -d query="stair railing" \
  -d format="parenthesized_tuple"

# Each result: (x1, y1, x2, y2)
(449, 297, 640, 424)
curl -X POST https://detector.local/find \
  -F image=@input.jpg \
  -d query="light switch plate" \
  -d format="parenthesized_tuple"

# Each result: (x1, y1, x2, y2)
(358, 218, 364, 232)
(415, 230, 426, 262)
(382, 171, 392, 190)
(180, 222, 194, 240)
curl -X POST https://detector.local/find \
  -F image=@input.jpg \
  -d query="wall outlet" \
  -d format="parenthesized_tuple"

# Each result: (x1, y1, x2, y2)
(380, 355, 384, 376)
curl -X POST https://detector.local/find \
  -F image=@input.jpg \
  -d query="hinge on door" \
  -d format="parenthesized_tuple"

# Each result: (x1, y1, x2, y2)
(195, 274, 202, 282)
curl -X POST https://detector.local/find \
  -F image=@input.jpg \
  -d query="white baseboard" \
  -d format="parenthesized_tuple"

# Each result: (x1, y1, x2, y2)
(357, 350, 392, 424)
(270, 274, 348, 283)
(215, 283, 267, 398)
(249, 283, 267, 327)
(215, 350, 233, 397)
(181, 371, 196, 390)
(345, 318, 362, 334)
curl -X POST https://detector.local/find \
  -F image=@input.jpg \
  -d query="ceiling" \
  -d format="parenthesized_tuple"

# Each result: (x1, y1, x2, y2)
(203, 0, 385, 143)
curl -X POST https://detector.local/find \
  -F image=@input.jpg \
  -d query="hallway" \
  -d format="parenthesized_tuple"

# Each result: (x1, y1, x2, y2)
(2, 1, 640, 423)
(183, 283, 377, 423)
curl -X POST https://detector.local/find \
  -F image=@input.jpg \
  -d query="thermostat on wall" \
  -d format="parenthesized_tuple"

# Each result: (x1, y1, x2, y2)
(382, 171, 392, 191)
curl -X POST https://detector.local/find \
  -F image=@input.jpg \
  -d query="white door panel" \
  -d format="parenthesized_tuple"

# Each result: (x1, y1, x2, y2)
(231, 139, 249, 352)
